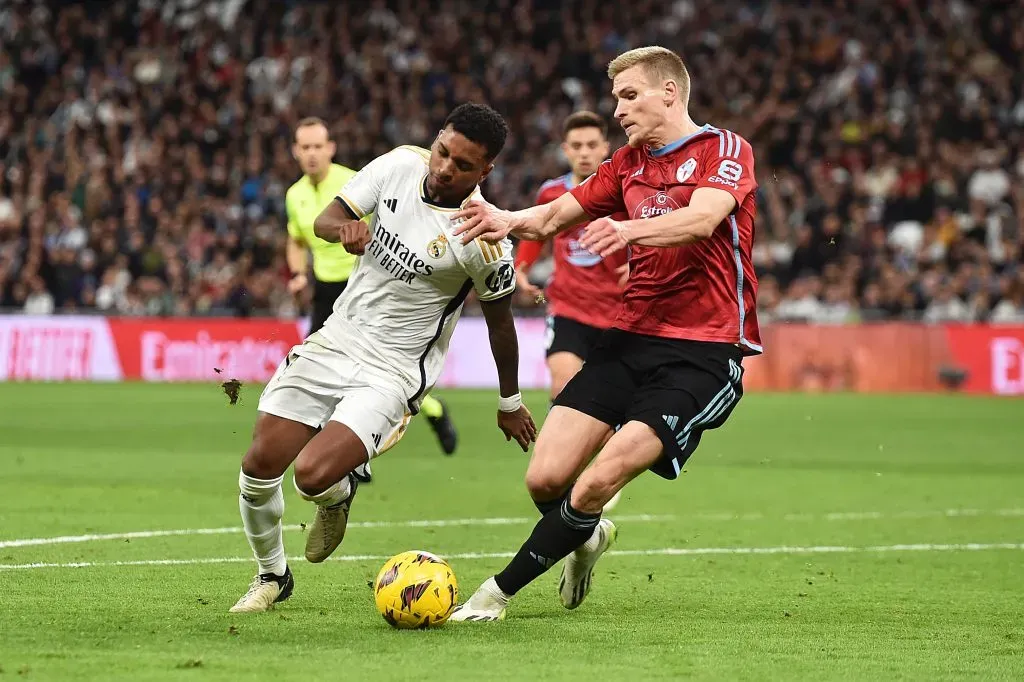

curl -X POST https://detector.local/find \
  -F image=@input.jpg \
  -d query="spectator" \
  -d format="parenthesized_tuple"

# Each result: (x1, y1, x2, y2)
(923, 283, 972, 324)
(968, 150, 1012, 207)
(0, 0, 1019, 322)
(776, 277, 824, 323)
(990, 275, 1024, 324)
(23, 276, 54, 315)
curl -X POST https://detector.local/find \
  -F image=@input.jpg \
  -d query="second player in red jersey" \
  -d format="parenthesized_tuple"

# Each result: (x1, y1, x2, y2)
(515, 112, 627, 399)
(525, 171, 625, 331)
(450, 46, 762, 623)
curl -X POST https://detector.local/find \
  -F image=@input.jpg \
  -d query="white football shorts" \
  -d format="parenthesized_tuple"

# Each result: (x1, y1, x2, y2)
(258, 340, 412, 459)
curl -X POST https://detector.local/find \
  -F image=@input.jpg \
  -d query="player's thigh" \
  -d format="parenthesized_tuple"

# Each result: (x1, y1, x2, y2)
(243, 412, 319, 479)
(292, 420, 368, 494)
(527, 405, 615, 498)
(571, 420, 664, 513)
(295, 381, 412, 491)
(531, 330, 636, 496)
(546, 351, 584, 398)
(551, 329, 633, 423)
(245, 349, 339, 478)
(627, 356, 744, 481)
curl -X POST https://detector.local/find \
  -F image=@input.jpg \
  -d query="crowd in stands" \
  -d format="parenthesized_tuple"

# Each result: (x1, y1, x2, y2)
(0, 0, 1022, 323)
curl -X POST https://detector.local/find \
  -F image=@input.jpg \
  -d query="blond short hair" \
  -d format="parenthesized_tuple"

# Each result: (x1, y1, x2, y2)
(607, 46, 690, 104)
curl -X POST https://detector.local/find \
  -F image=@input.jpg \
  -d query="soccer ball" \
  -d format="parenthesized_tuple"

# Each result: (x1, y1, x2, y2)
(373, 550, 458, 629)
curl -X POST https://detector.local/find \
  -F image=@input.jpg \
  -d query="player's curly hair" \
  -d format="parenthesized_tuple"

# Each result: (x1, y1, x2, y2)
(444, 103, 509, 161)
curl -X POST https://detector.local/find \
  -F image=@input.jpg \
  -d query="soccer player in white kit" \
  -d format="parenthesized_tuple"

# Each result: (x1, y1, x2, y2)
(230, 104, 538, 613)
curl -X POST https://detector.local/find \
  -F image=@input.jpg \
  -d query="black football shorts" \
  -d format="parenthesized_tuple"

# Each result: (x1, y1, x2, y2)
(553, 329, 745, 480)
(545, 315, 606, 360)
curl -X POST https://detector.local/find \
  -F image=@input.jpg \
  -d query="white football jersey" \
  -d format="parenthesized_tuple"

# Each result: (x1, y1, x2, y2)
(312, 145, 515, 413)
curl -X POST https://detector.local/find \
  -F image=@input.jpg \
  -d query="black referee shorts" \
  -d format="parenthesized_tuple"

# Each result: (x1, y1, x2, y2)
(553, 329, 745, 480)
(309, 278, 348, 335)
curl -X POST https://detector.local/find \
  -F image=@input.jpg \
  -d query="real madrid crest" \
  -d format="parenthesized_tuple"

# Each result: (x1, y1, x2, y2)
(427, 234, 448, 259)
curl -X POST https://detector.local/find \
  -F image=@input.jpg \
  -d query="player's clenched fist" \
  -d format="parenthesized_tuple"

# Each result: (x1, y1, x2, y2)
(452, 200, 513, 245)
(497, 405, 538, 452)
(313, 214, 371, 254)
(338, 220, 371, 255)
(580, 216, 631, 257)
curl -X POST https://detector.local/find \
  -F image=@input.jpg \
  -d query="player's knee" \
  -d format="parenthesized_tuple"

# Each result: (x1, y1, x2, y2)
(241, 440, 287, 480)
(292, 455, 334, 496)
(242, 414, 312, 479)
(524, 465, 570, 503)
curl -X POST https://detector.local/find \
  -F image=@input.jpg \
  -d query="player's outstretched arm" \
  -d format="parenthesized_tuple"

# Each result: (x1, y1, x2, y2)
(313, 200, 371, 254)
(580, 188, 737, 256)
(452, 192, 589, 245)
(479, 294, 538, 451)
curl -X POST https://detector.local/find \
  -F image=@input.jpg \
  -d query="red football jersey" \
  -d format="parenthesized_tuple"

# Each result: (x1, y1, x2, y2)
(569, 125, 762, 354)
(515, 174, 626, 330)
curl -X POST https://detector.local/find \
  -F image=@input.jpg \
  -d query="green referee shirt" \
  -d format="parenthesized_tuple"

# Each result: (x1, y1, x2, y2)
(285, 163, 367, 283)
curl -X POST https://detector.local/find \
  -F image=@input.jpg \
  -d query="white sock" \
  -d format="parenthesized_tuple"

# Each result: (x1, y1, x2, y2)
(579, 525, 603, 553)
(481, 576, 511, 604)
(294, 474, 351, 507)
(238, 471, 287, 576)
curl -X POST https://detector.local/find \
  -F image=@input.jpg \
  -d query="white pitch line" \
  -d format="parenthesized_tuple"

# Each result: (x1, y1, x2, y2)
(0, 514, 674, 549)
(1, 542, 1022, 571)
(3, 508, 1022, 550)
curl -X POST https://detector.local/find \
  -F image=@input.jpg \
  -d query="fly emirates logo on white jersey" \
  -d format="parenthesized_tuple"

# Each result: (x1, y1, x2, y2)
(367, 220, 434, 284)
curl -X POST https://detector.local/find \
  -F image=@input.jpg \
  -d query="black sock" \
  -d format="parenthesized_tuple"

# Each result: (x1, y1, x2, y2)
(494, 499, 600, 596)
(533, 487, 570, 516)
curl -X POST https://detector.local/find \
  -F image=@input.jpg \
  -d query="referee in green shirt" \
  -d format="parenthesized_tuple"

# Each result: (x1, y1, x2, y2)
(284, 117, 458, 463)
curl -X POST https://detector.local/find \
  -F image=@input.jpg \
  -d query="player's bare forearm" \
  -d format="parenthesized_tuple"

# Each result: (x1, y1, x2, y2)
(513, 192, 589, 241)
(453, 193, 588, 244)
(626, 188, 737, 247)
(313, 200, 356, 243)
(507, 204, 557, 241)
(622, 208, 717, 246)
(479, 295, 520, 398)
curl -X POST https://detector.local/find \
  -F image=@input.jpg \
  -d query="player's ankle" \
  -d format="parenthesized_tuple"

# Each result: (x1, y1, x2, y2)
(486, 576, 513, 603)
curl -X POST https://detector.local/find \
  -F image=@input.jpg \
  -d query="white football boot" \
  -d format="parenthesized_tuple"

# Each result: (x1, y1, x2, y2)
(448, 577, 510, 622)
(228, 567, 294, 613)
(559, 518, 617, 609)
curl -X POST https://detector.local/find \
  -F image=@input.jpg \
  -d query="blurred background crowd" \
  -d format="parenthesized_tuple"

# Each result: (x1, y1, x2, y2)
(0, 0, 1021, 323)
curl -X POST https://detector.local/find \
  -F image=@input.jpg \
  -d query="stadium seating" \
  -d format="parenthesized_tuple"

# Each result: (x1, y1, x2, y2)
(0, 0, 1021, 322)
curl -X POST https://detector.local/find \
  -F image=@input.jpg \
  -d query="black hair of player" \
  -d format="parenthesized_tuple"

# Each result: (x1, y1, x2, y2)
(562, 111, 608, 139)
(443, 104, 509, 161)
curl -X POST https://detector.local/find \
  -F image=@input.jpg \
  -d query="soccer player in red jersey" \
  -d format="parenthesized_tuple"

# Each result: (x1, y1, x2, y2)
(516, 111, 627, 400)
(449, 46, 762, 622)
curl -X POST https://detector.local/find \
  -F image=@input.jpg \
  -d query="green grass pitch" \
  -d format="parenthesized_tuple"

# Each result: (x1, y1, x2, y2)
(1, 383, 1022, 681)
